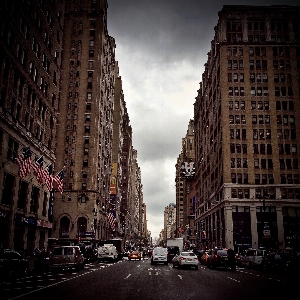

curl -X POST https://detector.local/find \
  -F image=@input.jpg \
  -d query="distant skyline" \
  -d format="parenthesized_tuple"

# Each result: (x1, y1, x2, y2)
(107, 0, 300, 238)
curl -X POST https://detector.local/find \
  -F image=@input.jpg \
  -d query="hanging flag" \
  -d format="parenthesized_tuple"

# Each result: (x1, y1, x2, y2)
(44, 164, 53, 191)
(32, 156, 44, 185)
(15, 147, 32, 178)
(107, 211, 116, 231)
(53, 169, 64, 194)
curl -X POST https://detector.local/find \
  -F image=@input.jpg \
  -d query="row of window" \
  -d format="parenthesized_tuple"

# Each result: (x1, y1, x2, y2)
(228, 72, 295, 84)
(230, 173, 300, 185)
(229, 114, 295, 126)
(279, 159, 299, 170)
(229, 142, 297, 155)
(227, 59, 296, 70)
(231, 188, 300, 200)
(227, 46, 300, 58)
(231, 158, 248, 168)
(1, 172, 48, 214)
(226, 20, 294, 32)
(229, 100, 295, 111)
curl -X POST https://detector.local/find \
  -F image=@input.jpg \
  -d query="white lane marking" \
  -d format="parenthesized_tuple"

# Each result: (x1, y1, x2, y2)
(178, 275, 183, 280)
(124, 274, 131, 279)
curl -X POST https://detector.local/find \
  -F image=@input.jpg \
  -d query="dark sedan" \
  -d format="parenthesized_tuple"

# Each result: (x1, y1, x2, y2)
(0, 249, 29, 281)
(207, 248, 236, 270)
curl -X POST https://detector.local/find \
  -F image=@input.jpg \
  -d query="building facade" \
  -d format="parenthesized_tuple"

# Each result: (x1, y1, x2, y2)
(0, 0, 65, 253)
(164, 203, 176, 241)
(175, 119, 196, 246)
(194, 5, 300, 252)
(0, 0, 145, 254)
(52, 0, 116, 242)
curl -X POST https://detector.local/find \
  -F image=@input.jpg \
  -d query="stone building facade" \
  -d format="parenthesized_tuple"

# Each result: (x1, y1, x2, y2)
(194, 5, 300, 251)
(52, 0, 116, 242)
(175, 119, 196, 246)
(0, 0, 65, 253)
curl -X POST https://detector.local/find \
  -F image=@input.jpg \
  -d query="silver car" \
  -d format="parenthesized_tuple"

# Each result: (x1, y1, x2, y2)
(172, 251, 199, 269)
(151, 247, 168, 265)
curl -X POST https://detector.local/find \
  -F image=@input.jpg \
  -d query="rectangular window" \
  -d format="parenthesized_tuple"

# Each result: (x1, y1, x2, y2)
(2, 173, 16, 205)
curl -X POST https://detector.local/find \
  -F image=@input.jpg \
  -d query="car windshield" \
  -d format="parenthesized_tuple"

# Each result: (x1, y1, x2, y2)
(154, 248, 167, 255)
(52, 247, 74, 255)
(217, 250, 228, 256)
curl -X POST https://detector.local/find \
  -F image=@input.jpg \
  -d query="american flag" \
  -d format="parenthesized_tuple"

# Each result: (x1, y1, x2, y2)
(15, 147, 32, 178)
(53, 169, 64, 194)
(44, 164, 53, 191)
(107, 211, 116, 231)
(32, 156, 44, 185)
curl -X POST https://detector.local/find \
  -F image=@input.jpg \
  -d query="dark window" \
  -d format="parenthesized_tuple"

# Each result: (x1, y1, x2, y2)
(1, 173, 15, 205)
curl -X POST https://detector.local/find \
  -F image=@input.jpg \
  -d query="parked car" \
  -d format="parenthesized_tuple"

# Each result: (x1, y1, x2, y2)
(167, 246, 180, 262)
(200, 250, 210, 265)
(49, 246, 85, 272)
(128, 250, 142, 260)
(0, 249, 29, 281)
(172, 251, 199, 269)
(241, 249, 268, 268)
(207, 248, 236, 270)
(151, 247, 168, 265)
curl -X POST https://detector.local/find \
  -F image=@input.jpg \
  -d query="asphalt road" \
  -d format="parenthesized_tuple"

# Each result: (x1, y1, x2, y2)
(1, 258, 297, 300)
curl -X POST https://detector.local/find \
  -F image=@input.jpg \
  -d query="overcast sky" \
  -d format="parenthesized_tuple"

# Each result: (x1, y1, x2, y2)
(106, 0, 299, 239)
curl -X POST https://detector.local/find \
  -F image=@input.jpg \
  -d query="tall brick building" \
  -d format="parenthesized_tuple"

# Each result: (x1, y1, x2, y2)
(0, 0, 144, 253)
(53, 0, 116, 241)
(175, 119, 196, 245)
(194, 5, 300, 251)
(0, 0, 65, 252)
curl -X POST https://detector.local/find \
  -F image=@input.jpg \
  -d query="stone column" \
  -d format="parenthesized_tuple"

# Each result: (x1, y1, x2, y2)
(276, 206, 285, 249)
(250, 205, 258, 248)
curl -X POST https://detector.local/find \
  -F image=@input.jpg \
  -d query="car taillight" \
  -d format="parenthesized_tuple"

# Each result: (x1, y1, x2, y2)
(180, 257, 185, 260)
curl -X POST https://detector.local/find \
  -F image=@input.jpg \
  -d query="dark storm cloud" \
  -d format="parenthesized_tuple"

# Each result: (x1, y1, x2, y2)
(107, 0, 299, 237)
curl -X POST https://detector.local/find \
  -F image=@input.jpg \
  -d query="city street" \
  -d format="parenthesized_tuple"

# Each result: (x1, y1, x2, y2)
(1, 257, 297, 300)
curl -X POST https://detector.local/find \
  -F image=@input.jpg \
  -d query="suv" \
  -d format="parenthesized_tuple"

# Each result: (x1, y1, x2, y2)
(241, 249, 268, 268)
(207, 248, 236, 270)
(151, 247, 168, 265)
(50, 246, 84, 272)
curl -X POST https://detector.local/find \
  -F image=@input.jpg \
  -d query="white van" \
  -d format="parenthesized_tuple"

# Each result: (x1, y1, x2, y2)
(241, 249, 268, 268)
(151, 247, 168, 265)
(98, 244, 118, 262)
